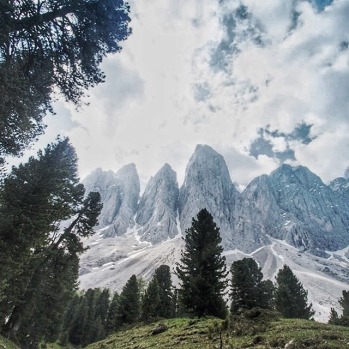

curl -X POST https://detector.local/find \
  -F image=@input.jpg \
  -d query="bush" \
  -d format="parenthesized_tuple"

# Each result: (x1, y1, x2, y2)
(228, 307, 280, 336)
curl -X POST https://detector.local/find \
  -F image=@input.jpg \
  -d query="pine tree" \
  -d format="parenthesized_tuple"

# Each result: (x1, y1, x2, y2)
(0, 0, 131, 161)
(176, 209, 228, 318)
(275, 265, 314, 319)
(0, 138, 102, 347)
(328, 308, 339, 324)
(154, 265, 174, 318)
(141, 279, 161, 321)
(339, 290, 349, 318)
(106, 292, 120, 334)
(59, 294, 81, 345)
(61, 288, 112, 346)
(329, 290, 349, 326)
(95, 289, 110, 333)
(230, 258, 264, 314)
(117, 275, 141, 325)
(230, 258, 274, 314)
(259, 279, 275, 310)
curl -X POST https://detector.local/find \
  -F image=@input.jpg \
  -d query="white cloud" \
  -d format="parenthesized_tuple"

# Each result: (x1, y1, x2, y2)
(17, 0, 348, 189)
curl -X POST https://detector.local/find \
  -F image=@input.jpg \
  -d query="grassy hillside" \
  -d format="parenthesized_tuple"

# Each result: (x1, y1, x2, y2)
(0, 334, 20, 349)
(85, 314, 349, 349)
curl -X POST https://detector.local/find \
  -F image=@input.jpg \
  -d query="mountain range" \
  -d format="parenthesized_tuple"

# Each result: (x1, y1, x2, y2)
(79, 144, 349, 321)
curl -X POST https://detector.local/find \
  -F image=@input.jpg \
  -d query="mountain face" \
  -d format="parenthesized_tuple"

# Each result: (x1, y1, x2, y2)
(135, 164, 179, 244)
(83, 164, 140, 237)
(82, 146, 349, 253)
(242, 165, 349, 252)
(330, 177, 349, 202)
(179, 145, 240, 248)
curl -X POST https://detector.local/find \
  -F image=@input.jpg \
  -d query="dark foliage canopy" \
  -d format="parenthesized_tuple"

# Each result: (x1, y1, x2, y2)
(176, 208, 228, 318)
(339, 290, 349, 318)
(0, 138, 102, 348)
(141, 265, 174, 321)
(62, 288, 110, 346)
(329, 290, 349, 326)
(154, 265, 174, 318)
(275, 265, 314, 319)
(117, 275, 140, 324)
(230, 257, 274, 314)
(0, 0, 131, 159)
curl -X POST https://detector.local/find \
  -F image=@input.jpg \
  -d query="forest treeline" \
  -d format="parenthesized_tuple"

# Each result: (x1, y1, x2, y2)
(56, 210, 349, 348)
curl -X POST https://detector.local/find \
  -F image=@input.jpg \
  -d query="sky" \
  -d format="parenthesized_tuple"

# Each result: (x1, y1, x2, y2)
(20, 0, 349, 190)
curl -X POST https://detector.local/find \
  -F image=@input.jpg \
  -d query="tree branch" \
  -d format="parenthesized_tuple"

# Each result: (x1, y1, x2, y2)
(12, 5, 75, 32)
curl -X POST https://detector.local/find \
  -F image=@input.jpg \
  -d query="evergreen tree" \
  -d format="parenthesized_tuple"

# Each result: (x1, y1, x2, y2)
(328, 308, 339, 325)
(141, 279, 161, 321)
(275, 265, 314, 319)
(0, 138, 102, 347)
(95, 289, 110, 332)
(59, 294, 81, 345)
(154, 265, 174, 318)
(260, 279, 275, 310)
(339, 290, 349, 318)
(0, 0, 131, 161)
(62, 288, 112, 346)
(329, 290, 349, 326)
(176, 209, 228, 318)
(230, 258, 264, 314)
(106, 292, 120, 334)
(117, 275, 141, 325)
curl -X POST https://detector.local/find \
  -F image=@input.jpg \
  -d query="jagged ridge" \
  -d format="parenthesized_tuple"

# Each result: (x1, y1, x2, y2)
(83, 145, 349, 253)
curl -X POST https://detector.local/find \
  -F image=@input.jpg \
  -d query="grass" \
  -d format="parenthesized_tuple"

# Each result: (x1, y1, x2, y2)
(85, 315, 349, 349)
(87, 317, 224, 349)
(3, 315, 349, 349)
(0, 334, 20, 349)
(230, 317, 349, 349)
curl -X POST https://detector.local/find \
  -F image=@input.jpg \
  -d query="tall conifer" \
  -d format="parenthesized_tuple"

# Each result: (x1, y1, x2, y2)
(117, 275, 141, 325)
(176, 208, 228, 318)
(230, 258, 270, 314)
(0, 138, 102, 347)
(275, 265, 314, 319)
(154, 265, 174, 318)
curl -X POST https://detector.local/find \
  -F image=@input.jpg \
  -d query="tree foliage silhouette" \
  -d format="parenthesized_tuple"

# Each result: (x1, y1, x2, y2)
(176, 208, 228, 318)
(0, 138, 102, 347)
(0, 0, 131, 160)
(275, 265, 314, 319)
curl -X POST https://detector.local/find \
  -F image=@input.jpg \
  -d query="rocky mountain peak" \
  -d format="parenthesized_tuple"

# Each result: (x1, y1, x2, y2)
(83, 144, 349, 253)
(330, 177, 349, 193)
(243, 164, 349, 251)
(179, 144, 239, 246)
(270, 164, 324, 189)
(135, 164, 179, 244)
(83, 164, 140, 238)
(83, 168, 117, 193)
